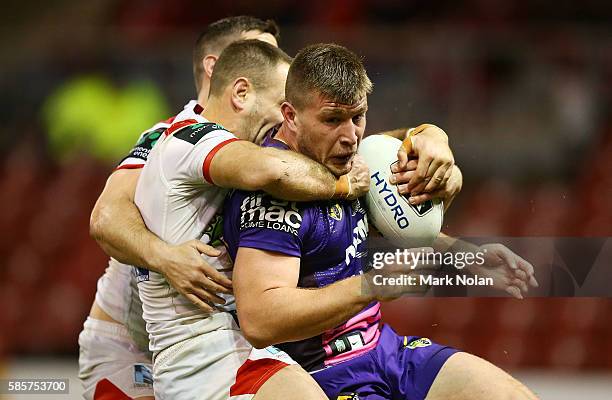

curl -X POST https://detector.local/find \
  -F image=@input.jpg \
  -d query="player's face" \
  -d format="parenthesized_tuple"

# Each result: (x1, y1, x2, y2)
(241, 62, 289, 144)
(241, 30, 278, 47)
(295, 94, 367, 176)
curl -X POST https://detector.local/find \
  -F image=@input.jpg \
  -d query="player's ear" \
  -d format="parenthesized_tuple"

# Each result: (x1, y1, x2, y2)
(230, 77, 250, 111)
(281, 101, 297, 130)
(202, 55, 218, 79)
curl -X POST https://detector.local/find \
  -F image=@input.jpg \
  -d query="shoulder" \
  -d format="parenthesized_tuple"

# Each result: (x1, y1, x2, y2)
(168, 120, 234, 145)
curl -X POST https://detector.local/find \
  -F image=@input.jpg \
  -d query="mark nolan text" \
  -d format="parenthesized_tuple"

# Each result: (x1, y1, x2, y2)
(373, 274, 494, 286)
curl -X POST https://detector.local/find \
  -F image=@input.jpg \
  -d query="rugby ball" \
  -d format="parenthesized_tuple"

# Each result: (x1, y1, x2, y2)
(358, 135, 443, 248)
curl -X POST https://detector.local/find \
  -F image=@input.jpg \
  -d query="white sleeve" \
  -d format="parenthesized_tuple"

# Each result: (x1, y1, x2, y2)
(164, 121, 239, 185)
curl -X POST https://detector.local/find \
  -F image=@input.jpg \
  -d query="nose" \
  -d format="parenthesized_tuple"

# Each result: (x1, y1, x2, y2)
(338, 121, 358, 147)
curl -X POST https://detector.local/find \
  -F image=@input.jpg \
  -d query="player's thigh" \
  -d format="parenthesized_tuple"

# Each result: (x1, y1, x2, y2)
(425, 352, 538, 400)
(253, 364, 327, 400)
(134, 397, 155, 400)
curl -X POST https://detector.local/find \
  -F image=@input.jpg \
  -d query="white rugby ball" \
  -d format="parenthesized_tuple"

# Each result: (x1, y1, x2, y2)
(358, 135, 444, 248)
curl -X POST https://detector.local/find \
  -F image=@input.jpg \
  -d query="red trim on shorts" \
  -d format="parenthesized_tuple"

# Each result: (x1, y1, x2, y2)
(202, 138, 240, 184)
(93, 378, 132, 400)
(230, 358, 289, 396)
(114, 163, 144, 171)
(165, 119, 198, 136)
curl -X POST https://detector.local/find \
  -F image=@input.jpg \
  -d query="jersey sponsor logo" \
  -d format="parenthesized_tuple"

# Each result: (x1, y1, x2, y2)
(329, 203, 343, 221)
(174, 122, 228, 145)
(351, 198, 366, 216)
(239, 194, 302, 236)
(405, 337, 432, 349)
(133, 364, 153, 387)
(120, 127, 166, 163)
(345, 216, 368, 266)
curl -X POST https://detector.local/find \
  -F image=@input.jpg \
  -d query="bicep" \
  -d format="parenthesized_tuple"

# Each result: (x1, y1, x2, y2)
(208, 140, 271, 189)
(90, 168, 143, 238)
(105, 168, 142, 201)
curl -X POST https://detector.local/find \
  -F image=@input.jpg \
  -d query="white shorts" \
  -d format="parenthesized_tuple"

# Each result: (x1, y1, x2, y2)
(153, 320, 296, 400)
(78, 317, 153, 399)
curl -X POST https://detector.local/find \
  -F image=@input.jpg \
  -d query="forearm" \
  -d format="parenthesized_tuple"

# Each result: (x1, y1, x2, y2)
(376, 124, 448, 142)
(256, 147, 337, 201)
(378, 127, 409, 140)
(90, 192, 166, 273)
(239, 276, 373, 348)
(433, 233, 481, 275)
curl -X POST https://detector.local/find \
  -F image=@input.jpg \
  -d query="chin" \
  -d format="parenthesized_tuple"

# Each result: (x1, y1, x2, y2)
(329, 161, 353, 177)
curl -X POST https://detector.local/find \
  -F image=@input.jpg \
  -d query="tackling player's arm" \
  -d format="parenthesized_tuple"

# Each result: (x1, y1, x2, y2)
(90, 168, 162, 269)
(432, 233, 538, 299)
(234, 247, 374, 348)
(208, 140, 369, 200)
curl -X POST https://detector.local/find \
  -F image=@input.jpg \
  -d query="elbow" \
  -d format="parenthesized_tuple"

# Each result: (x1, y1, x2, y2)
(239, 313, 279, 349)
(89, 203, 108, 244)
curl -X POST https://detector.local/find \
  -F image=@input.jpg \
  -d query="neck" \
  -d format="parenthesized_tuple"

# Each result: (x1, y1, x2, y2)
(196, 81, 210, 106)
(201, 98, 245, 139)
(274, 124, 299, 151)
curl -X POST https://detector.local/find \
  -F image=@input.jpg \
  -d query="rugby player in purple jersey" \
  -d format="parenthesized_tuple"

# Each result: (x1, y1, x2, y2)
(224, 43, 539, 400)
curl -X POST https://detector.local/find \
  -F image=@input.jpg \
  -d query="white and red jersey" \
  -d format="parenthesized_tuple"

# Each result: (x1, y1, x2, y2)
(116, 100, 202, 171)
(93, 100, 202, 353)
(134, 108, 240, 353)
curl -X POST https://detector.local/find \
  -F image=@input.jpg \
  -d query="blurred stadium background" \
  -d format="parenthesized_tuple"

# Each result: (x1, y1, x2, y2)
(0, 1, 610, 399)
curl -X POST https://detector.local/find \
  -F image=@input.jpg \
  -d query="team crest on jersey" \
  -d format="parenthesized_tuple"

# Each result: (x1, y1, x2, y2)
(239, 193, 302, 236)
(329, 203, 343, 221)
(405, 337, 432, 349)
(174, 122, 228, 145)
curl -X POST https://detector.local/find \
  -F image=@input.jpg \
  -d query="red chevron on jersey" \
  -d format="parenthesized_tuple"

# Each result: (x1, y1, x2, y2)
(165, 119, 199, 137)
(161, 115, 176, 125)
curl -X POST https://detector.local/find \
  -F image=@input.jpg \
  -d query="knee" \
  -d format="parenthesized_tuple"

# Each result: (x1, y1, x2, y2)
(426, 352, 538, 400)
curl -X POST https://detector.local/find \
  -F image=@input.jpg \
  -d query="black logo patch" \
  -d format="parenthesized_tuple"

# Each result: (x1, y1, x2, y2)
(174, 123, 227, 145)
(120, 127, 165, 163)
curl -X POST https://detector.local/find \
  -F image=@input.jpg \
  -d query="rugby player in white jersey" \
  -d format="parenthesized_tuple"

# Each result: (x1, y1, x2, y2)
(82, 16, 460, 400)
(79, 17, 336, 400)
